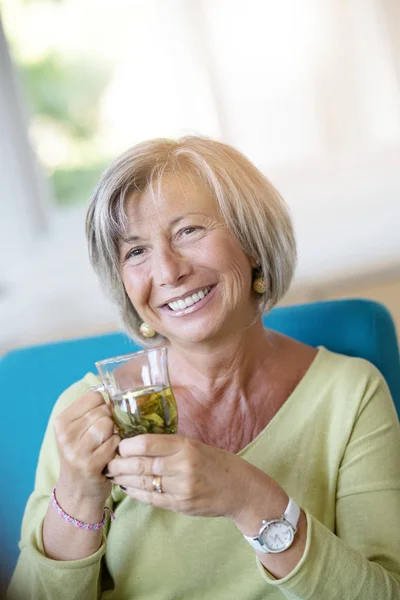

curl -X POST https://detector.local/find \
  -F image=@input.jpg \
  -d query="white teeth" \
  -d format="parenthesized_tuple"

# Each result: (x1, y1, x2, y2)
(184, 296, 194, 307)
(167, 287, 211, 311)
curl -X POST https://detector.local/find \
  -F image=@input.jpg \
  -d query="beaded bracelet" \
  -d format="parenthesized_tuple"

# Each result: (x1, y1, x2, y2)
(51, 487, 115, 531)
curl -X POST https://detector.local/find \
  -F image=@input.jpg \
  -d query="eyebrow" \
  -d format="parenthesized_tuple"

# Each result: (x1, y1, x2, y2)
(122, 213, 206, 244)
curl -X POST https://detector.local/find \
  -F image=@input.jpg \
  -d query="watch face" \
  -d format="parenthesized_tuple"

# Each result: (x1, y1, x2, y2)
(260, 520, 294, 553)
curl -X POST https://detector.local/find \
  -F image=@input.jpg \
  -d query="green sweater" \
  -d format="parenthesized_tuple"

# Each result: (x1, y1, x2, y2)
(8, 348, 400, 600)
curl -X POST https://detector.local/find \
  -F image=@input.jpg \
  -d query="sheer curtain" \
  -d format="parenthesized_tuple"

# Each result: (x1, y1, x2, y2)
(97, 0, 400, 166)
(1, 0, 399, 349)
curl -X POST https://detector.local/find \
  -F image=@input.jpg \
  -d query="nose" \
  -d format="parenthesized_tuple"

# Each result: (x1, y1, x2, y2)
(152, 244, 192, 287)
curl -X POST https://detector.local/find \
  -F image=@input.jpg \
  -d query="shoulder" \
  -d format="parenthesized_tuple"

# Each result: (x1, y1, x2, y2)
(308, 347, 396, 424)
(315, 347, 387, 390)
(274, 333, 387, 405)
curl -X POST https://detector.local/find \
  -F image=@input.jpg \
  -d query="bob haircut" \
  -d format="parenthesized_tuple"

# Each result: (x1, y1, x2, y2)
(86, 136, 297, 347)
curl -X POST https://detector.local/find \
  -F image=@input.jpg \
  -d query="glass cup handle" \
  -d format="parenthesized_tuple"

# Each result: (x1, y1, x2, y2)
(86, 384, 105, 393)
(86, 384, 112, 406)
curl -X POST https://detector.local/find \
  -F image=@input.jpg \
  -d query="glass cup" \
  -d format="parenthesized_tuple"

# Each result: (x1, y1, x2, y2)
(93, 347, 178, 439)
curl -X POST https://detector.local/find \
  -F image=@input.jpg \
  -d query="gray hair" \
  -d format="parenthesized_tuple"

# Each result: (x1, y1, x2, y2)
(86, 136, 296, 346)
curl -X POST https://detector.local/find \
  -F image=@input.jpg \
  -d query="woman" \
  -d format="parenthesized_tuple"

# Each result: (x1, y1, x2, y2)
(8, 137, 400, 599)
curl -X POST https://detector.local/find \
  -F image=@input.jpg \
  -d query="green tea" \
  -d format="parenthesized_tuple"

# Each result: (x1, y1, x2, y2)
(111, 385, 178, 438)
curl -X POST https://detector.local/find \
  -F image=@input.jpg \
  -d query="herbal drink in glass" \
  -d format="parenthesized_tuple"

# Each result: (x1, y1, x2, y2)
(95, 347, 178, 439)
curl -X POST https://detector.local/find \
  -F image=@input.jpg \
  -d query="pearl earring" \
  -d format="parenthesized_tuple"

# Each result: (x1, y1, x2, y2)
(139, 322, 156, 338)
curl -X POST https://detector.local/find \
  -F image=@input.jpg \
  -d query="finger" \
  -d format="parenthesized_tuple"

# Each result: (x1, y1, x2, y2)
(107, 455, 161, 478)
(55, 404, 112, 447)
(83, 415, 115, 449)
(58, 427, 120, 480)
(119, 434, 182, 458)
(60, 390, 108, 423)
(93, 433, 121, 471)
(111, 474, 169, 493)
(122, 486, 170, 509)
(80, 407, 114, 441)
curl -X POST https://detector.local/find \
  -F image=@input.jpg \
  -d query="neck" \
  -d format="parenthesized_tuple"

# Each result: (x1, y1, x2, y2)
(167, 318, 277, 398)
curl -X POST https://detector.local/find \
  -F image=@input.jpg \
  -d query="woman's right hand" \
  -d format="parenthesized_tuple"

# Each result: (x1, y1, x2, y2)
(53, 389, 120, 505)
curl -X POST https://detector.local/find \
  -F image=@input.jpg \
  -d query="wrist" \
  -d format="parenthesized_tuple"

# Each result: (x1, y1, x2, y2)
(231, 475, 289, 537)
(55, 479, 108, 523)
(57, 471, 111, 501)
(51, 487, 115, 532)
(257, 509, 308, 579)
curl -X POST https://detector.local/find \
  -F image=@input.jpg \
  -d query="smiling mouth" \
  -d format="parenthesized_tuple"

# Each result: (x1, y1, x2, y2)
(165, 286, 212, 311)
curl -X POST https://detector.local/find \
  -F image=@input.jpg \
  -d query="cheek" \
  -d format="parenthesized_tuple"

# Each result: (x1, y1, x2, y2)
(220, 260, 251, 312)
(207, 240, 252, 311)
(122, 266, 151, 308)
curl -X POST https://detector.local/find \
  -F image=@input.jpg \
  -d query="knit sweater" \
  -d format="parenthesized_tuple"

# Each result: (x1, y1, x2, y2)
(7, 347, 400, 600)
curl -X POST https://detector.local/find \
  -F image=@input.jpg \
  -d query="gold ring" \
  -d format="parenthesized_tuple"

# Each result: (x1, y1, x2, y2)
(152, 475, 163, 493)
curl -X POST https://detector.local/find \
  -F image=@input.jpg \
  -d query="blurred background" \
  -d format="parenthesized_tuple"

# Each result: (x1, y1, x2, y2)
(0, 0, 399, 354)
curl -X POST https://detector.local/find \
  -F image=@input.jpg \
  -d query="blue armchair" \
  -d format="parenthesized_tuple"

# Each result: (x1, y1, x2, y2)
(1, 298, 399, 590)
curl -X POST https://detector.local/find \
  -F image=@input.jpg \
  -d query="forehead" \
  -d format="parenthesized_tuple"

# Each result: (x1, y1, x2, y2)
(124, 175, 219, 224)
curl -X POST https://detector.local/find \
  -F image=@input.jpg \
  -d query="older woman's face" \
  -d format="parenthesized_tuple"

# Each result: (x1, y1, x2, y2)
(119, 176, 256, 346)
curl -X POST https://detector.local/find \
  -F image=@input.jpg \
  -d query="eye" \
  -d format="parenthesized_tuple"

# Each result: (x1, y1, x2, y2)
(179, 226, 201, 237)
(125, 247, 145, 261)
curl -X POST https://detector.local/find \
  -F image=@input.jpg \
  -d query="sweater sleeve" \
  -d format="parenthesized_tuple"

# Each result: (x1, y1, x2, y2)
(258, 365, 400, 599)
(7, 374, 113, 600)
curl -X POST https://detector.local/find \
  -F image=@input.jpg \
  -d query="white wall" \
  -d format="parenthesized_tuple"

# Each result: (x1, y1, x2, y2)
(0, 20, 49, 278)
(274, 149, 400, 284)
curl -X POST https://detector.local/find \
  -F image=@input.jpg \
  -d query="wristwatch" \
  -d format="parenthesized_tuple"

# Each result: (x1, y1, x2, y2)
(243, 497, 300, 554)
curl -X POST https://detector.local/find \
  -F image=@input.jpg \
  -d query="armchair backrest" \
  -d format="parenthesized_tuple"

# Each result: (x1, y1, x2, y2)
(0, 298, 398, 587)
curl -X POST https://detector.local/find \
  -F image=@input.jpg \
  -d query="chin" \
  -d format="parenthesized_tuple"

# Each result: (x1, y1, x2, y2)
(166, 319, 229, 346)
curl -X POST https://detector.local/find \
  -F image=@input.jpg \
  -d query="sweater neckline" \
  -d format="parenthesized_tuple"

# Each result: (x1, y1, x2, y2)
(237, 345, 326, 457)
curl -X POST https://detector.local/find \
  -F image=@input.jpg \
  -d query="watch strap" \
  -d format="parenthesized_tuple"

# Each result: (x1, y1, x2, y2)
(283, 497, 300, 530)
(244, 532, 268, 553)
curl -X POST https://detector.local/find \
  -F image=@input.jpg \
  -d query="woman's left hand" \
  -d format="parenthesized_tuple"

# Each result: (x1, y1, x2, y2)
(106, 434, 278, 521)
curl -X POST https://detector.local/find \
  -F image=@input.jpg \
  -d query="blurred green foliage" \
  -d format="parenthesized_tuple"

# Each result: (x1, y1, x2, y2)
(49, 162, 108, 206)
(13, 51, 109, 206)
(22, 53, 108, 140)
(17, 52, 110, 206)
(3, 0, 112, 206)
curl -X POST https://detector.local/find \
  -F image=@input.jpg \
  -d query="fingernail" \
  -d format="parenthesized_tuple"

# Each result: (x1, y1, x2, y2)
(120, 485, 127, 491)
